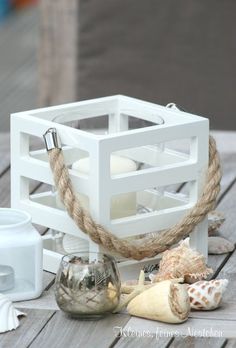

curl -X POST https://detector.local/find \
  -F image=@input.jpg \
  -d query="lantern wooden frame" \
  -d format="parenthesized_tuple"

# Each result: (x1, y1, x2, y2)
(11, 95, 209, 280)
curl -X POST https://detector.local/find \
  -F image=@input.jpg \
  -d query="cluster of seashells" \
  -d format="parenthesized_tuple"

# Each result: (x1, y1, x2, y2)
(150, 244, 228, 311)
(121, 242, 229, 324)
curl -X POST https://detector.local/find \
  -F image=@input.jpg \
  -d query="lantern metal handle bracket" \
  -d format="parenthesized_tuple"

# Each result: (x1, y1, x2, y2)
(43, 128, 61, 151)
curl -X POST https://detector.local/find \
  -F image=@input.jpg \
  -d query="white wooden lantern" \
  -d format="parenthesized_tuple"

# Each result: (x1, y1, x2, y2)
(11, 95, 209, 280)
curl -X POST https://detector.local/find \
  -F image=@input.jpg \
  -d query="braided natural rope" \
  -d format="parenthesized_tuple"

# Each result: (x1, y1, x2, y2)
(47, 135, 221, 260)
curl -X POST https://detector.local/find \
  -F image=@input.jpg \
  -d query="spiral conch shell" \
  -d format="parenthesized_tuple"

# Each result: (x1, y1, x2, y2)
(187, 279, 228, 310)
(152, 245, 213, 284)
(127, 280, 190, 323)
(0, 293, 26, 333)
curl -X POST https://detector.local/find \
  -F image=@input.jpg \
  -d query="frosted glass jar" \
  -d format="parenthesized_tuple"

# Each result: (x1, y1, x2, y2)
(0, 208, 43, 301)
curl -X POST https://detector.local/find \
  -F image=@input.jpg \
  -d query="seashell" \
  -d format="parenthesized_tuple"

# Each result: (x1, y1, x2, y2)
(179, 236, 235, 255)
(0, 293, 26, 333)
(127, 279, 190, 323)
(187, 279, 228, 310)
(208, 237, 235, 254)
(62, 234, 89, 254)
(153, 244, 213, 284)
(208, 211, 225, 235)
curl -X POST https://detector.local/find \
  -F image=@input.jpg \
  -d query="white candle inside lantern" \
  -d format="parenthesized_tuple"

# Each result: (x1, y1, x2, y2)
(56, 155, 137, 219)
(58, 154, 137, 254)
(73, 154, 137, 219)
(0, 265, 14, 291)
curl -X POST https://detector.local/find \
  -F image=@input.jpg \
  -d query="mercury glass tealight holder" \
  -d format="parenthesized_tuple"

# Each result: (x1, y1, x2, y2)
(55, 252, 121, 319)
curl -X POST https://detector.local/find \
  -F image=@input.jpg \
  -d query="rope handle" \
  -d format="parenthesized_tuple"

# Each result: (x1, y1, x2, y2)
(43, 129, 221, 260)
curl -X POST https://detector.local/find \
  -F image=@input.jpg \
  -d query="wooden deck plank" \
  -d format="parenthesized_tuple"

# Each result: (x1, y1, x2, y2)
(0, 308, 55, 348)
(113, 336, 171, 348)
(0, 167, 11, 208)
(16, 287, 58, 311)
(42, 271, 55, 290)
(224, 339, 236, 347)
(29, 312, 130, 348)
(169, 337, 226, 348)
(122, 316, 236, 339)
(0, 133, 10, 173)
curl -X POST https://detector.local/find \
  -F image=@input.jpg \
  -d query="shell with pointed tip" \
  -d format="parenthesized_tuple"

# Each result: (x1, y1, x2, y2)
(127, 280, 190, 323)
(0, 293, 26, 333)
(187, 279, 228, 310)
(153, 245, 213, 284)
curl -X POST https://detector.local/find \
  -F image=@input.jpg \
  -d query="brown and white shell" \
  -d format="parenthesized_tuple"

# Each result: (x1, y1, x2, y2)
(152, 245, 213, 284)
(187, 279, 228, 310)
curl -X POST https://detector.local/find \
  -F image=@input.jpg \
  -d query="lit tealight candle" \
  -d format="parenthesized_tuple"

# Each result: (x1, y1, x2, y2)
(0, 265, 14, 291)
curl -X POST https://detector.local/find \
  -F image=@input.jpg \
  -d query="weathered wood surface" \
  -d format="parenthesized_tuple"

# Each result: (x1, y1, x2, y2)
(0, 131, 236, 347)
(0, 309, 55, 348)
(29, 312, 130, 348)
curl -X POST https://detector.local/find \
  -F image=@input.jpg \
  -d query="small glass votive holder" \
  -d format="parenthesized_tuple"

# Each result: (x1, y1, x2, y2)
(55, 252, 121, 320)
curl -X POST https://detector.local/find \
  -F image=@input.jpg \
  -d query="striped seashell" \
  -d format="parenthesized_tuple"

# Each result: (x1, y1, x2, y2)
(187, 279, 228, 310)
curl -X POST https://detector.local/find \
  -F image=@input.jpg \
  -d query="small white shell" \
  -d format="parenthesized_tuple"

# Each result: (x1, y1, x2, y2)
(208, 237, 235, 254)
(62, 234, 89, 254)
(0, 293, 26, 333)
(187, 279, 228, 310)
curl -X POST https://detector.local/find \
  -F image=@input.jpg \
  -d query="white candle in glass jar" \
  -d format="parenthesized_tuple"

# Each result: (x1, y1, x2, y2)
(57, 155, 137, 219)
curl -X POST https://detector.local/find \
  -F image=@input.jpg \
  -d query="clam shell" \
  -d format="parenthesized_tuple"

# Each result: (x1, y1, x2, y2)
(187, 279, 228, 310)
(0, 293, 26, 333)
(208, 237, 235, 254)
(180, 237, 235, 255)
(208, 211, 225, 235)
(153, 245, 213, 284)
